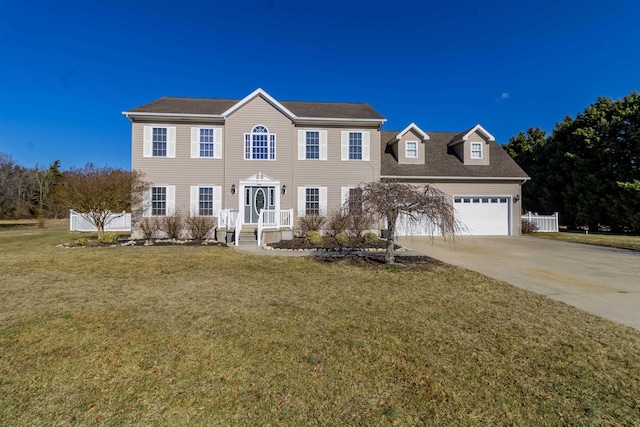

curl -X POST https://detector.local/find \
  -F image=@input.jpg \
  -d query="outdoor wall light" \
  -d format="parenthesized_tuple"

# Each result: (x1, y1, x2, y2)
(231, 184, 236, 195)
(281, 185, 287, 195)
(513, 195, 520, 204)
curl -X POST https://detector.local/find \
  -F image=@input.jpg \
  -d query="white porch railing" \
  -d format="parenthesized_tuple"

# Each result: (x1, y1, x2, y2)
(218, 209, 241, 245)
(522, 212, 559, 232)
(257, 209, 294, 246)
(69, 209, 131, 232)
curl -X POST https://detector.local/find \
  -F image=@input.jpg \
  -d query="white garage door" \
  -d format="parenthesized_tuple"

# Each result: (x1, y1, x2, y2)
(454, 196, 510, 236)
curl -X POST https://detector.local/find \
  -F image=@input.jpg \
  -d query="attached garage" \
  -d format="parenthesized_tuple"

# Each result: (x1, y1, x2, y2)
(453, 196, 511, 236)
(394, 196, 512, 237)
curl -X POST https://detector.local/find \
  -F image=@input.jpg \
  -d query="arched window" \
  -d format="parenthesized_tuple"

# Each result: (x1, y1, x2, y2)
(245, 125, 276, 160)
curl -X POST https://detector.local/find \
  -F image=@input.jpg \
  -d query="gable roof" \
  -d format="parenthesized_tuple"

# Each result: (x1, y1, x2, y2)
(448, 124, 495, 146)
(381, 130, 529, 179)
(124, 89, 385, 121)
(395, 122, 429, 141)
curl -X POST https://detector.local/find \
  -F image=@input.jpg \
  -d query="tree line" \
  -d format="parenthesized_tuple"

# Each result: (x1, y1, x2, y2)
(504, 92, 640, 232)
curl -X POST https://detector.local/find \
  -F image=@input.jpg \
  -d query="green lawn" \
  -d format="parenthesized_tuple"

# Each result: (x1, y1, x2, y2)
(1, 223, 640, 426)
(531, 231, 640, 252)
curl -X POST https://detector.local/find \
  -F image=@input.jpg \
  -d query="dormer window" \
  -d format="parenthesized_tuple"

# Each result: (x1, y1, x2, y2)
(405, 141, 418, 158)
(471, 142, 483, 159)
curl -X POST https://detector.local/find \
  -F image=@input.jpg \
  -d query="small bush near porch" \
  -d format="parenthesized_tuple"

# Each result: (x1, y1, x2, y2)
(1, 223, 640, 425)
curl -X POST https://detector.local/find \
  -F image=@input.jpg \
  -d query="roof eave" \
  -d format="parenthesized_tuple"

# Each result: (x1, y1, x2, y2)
(381, 175, 530, 181)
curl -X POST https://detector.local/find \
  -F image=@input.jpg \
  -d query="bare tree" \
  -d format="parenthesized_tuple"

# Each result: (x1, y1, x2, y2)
(0, 153, 32, 218)
(360, 181, 460, 264)
(56, 164, 147, 239)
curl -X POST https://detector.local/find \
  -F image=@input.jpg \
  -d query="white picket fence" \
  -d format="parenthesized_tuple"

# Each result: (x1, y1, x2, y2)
(70, 210, 131, 232)
(521, 212, 559, 232)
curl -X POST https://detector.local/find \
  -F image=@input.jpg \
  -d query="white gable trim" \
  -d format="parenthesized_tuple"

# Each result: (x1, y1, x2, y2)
(449, 124, 495, 146)
(222, 88, 297, 119)
(396, 122, 429, 141)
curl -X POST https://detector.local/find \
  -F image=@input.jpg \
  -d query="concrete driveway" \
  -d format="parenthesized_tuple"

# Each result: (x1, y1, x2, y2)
(397, 235, 640, 330)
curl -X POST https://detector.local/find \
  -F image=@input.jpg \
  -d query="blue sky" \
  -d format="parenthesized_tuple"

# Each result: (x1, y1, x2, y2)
(1, 0, 638, 170)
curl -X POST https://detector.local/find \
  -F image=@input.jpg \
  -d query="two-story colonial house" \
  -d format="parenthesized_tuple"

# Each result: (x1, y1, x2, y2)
(123, 88, 528, 242)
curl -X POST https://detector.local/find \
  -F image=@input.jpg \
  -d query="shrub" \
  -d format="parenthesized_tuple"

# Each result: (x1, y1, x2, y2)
(74, 237, 88, 246)
(363, 231, 379, 244)
(345, 210, 375, 237)
(161, 211, 184, 239)
(304, 230, 322, 246)
(521, 220, 538, 234)
(326, 209, 349, 236)
(186, 215, 217, 241)
(139, 218, 160, 241)
(298, 214, 325, 235)
(335, 232, 349, 246)
(98, 231, 119, 244)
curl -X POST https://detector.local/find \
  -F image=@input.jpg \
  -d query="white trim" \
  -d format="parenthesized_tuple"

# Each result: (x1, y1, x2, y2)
(449, 124, 495, 146)
(222, 88, 297, 119)
(396, 122, 429, 141)
(381, 175, 530, 181)
(294, 117, 386, 124)
(471, 142, 483, 159)
(123, 112, 224, 119)
(405, 141, 418, 158)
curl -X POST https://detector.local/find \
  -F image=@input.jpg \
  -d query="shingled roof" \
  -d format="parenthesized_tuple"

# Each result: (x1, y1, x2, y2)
(380, 130, 529, 179)
(126, 96, 384, 120)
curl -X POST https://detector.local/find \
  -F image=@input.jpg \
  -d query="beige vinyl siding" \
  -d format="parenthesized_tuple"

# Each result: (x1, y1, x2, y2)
(463, 131, 490, 165)
(132, 121, 225, 217)
(397, 129, 424, 164)
(294, 125, 381, 216)
(223, 96, 295, 214)
(399, 179, 523, 235)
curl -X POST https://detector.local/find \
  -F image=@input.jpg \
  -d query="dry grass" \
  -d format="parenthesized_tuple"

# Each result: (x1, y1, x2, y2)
(1, 224, 640, 426)
(532, 231, 640, 252)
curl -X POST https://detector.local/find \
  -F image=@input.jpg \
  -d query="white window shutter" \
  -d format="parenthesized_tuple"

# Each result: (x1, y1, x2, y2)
(298, 130, 306, 160)
(142, 188, 152, 217)
(167, 127, 176, 158)
(191, 127, 200, 158)
(214, 128, 223, 159)
(319, 187, 328, 216)
(213, 186, 222, 217)
(341, 131, 348, 160)
(166, 185, 176, 216)
(297, 187, 306, 217)
(362, 131, 370, 161)
(143, 126, 152, 157)
(190, 186, 199, 216)
(320, 131, 328, 160)
(341, 187, 350, 210)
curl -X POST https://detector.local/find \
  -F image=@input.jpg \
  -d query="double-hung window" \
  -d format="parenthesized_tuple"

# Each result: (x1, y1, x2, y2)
(306, 131, 319, 159)
(152, 128, 167, 157)
(151, 187, 167, 216)
(349, 132, 362, 160)
(199, 187, 214, 216)
(245, 125, 276, 160)
(406, 141, 418, 158)
(471, 142, 483, 159)
(200, 129, 214, 158)
(305, 188, 320, 216)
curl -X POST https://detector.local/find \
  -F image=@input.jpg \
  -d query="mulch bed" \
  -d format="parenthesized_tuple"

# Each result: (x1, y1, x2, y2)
(312, 253, 444, 269)
(268, 236, 396, 251)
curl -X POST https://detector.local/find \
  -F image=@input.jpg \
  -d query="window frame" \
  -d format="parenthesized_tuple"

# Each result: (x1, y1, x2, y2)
(405, 140, 418, 158)
(151, 186, 167, 216)
(198, 187, 214, 216)
(305, 187, 320, 216)
(199, 128, 215, 158)
(152, 127, 167, 157)
(244, 125, 276, 160)
(470, 142, 483, 159)
(305, 131, 320, 160)
(348, 131, 362, 160)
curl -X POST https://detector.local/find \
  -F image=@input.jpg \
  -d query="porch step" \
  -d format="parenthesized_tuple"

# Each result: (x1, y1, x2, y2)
(237, 231, 257, 246)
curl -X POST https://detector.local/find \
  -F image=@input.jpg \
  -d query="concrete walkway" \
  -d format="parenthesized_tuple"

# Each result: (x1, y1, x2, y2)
(397, 235, 640, 330)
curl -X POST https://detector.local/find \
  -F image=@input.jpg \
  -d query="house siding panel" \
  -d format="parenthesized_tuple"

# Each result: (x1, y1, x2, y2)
(131, 122, 225, 218)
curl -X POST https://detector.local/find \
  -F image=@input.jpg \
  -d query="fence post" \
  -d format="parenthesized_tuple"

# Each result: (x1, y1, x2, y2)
(554, 212, 559, 232)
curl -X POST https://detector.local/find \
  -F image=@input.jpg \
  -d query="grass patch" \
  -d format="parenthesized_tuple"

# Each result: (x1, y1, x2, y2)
(531, 231, 640, 252)
(1, 226, 640, 425)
